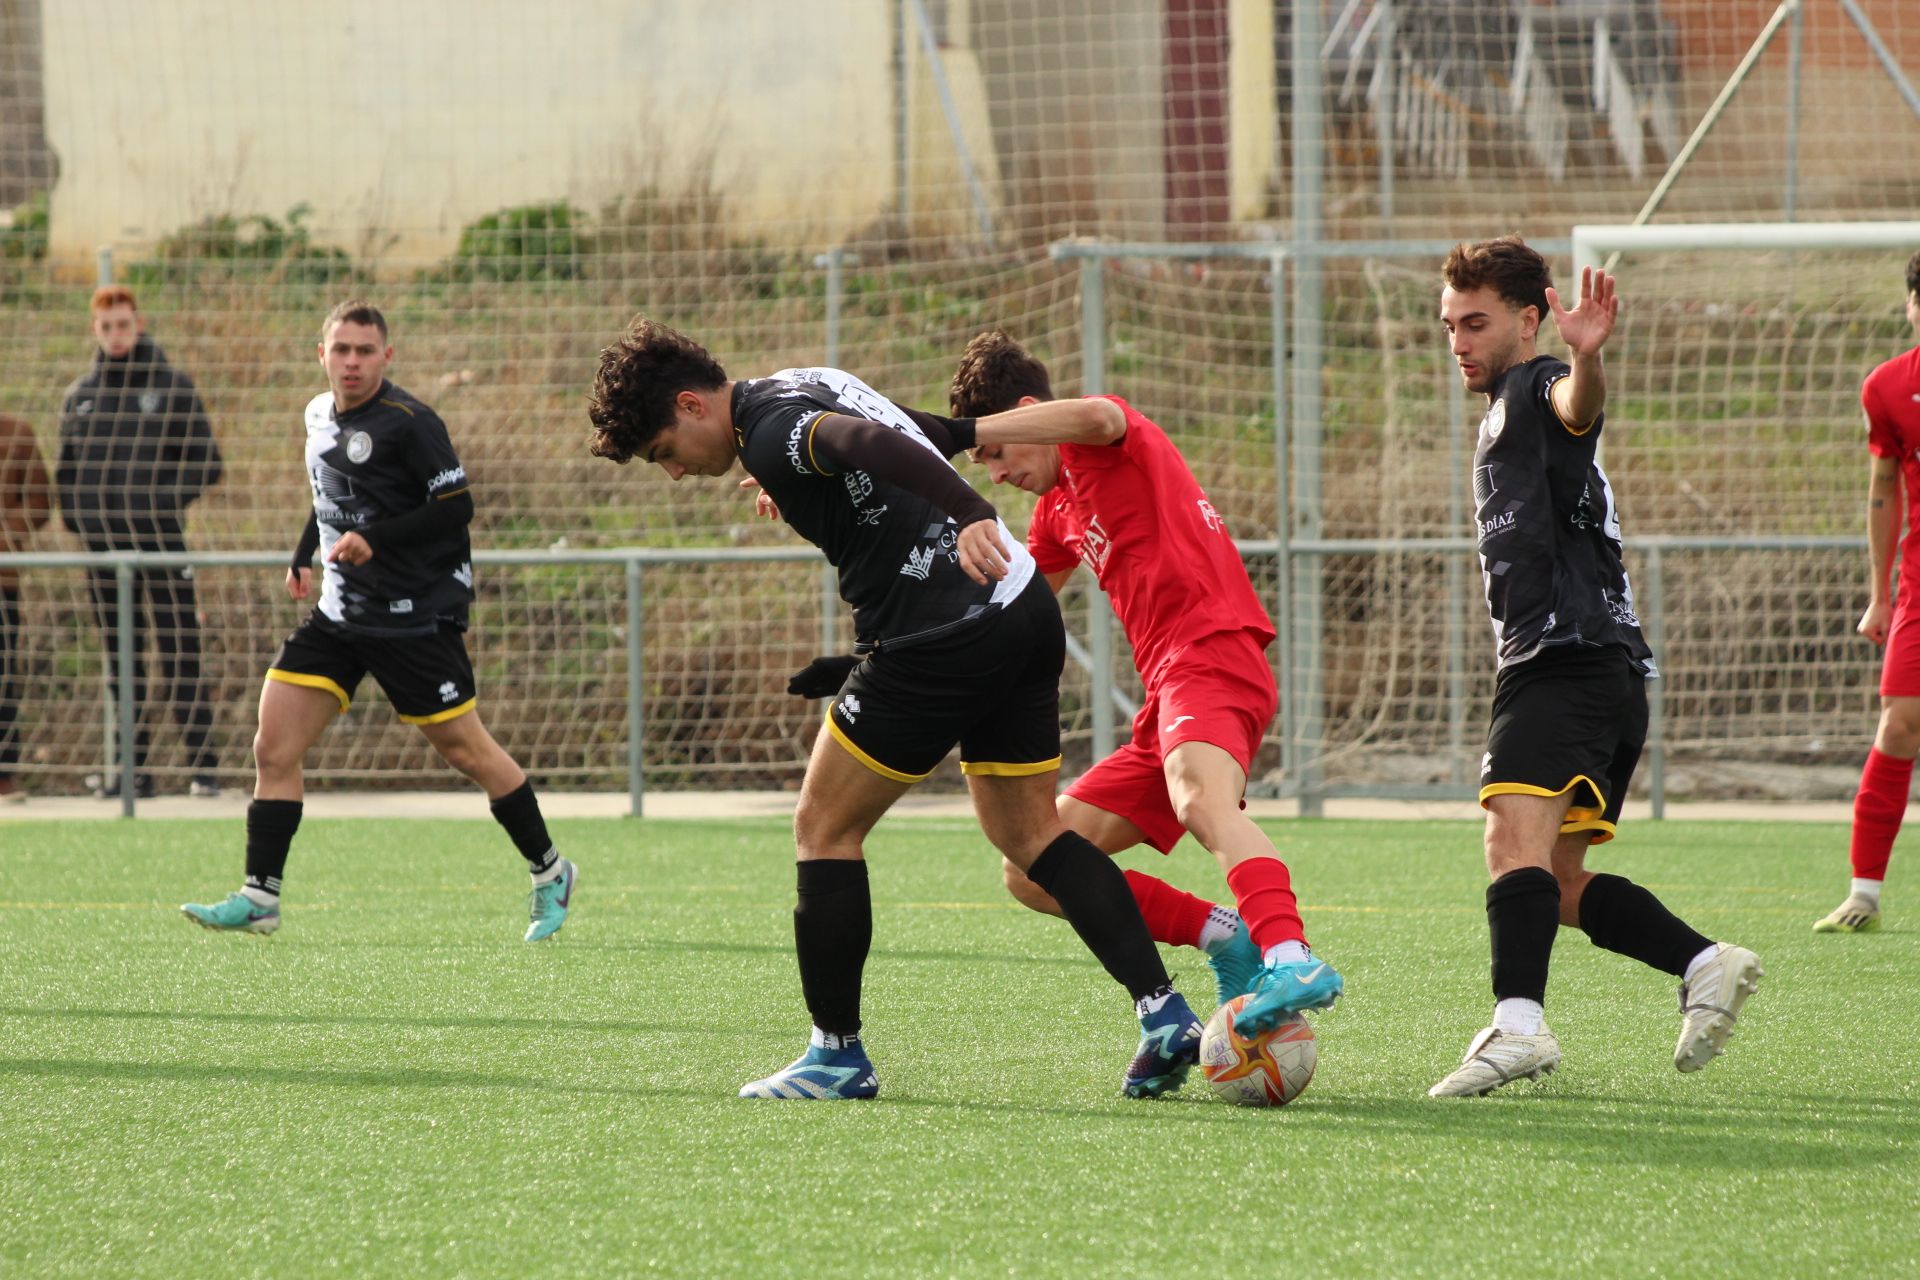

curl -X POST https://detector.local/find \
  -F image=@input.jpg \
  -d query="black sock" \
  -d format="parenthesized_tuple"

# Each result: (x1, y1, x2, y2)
(244, 799, 302, 898)
(489, 781, 558, 874)
(1487, 867, 1560, 1004)
(794, 859, 870, 1037)
(1024, 831, 1170, 1002)
(1577, 872, 1714, 977)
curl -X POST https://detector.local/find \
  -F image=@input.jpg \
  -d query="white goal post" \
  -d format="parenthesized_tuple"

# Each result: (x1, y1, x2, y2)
(1573, 220, 1920, 279)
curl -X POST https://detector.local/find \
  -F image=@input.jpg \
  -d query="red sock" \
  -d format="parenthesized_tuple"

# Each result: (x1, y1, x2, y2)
(1225, 856, 1306, 951)
(1850, 747, 1913, 881)
(1121, 869, 1213, 948)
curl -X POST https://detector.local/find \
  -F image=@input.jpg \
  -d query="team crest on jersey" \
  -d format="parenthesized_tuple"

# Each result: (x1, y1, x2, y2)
(346, 431, 373, 463)
(1196, 499, 1224, 533)
(1481, 399, 1507, 442)
(139, 391, 163, 415)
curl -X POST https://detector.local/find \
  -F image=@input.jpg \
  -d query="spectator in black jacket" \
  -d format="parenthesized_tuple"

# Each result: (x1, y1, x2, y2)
(57, 286, 224, 797)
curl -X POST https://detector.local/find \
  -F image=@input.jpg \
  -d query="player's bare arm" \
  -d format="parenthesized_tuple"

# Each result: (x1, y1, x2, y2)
(1043, 568, 1075, 595)
(1547, 266, 1618, 428)
(1860, 453, 1903, 646)
(972, 397, 1125, 449)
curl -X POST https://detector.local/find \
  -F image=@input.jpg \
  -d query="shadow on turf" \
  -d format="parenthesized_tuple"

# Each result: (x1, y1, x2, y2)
(0, 1055, 716, 1099)
(0, 1005, 701, 1037)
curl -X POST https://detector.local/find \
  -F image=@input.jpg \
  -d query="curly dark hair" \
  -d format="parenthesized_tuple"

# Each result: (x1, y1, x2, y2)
(1441, 235, 1551, 327)
(1905, 250, 1920, 301)
(587, 318, 728, 463)
(949, 329, 1054, 418)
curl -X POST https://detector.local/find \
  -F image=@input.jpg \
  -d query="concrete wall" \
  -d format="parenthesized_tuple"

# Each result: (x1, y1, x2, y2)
(40, 1, 899, 265)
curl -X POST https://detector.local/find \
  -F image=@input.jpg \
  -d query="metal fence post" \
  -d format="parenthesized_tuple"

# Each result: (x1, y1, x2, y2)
(96, 246, 114, 286)
(1783, 0, 1804, 221)
(816, 246, 845, 683)
(1447, 363, 1469, 785)
(1269, 252, 1295, 787)
(626, 559, 645, 818)
(1291, 0, 1327, 817)
(115, 560, 136, 818)
(1078, 255, 1115, 760)
(1645, 545, 1667, 820)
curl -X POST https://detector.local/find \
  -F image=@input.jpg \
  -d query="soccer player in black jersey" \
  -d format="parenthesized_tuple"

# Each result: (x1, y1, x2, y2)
(181, 301, 577, 942)
(589, 318, 1203, 1100)
(1428, 237, 1763, 1098)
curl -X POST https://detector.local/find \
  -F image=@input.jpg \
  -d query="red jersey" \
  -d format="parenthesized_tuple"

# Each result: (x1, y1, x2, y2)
(1027, 396, 1275, 687)
(1863, 345, 1920, 597)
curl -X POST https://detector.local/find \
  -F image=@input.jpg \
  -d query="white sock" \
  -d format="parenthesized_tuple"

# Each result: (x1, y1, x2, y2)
(1493, 997, 1544, 1036)
(241, 885, 278, 908)
(1196, 905, 1242, 952)
(809, 1026, 860, 1051)
(1852, 878, 1884, 905)
(1682, 944, 1721, 983)
(1262, 940, 1311, 967)
(530, 852, 565, 885)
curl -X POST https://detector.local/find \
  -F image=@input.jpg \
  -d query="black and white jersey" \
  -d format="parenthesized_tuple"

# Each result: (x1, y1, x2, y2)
(1472, 356, 1655, 674)
(302, 380, 473, 636)
(733, 367, 1035, 649)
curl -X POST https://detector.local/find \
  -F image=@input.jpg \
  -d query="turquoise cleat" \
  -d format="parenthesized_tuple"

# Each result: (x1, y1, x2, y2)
(1203, 917, 1263, 1005)
(524, 858, 578, 942)
(181, 891, 280, 935)
(1235, 954, 1344, 1036)
(739, 1043, 880, 1100)
(1123, 992, 1203, 1098)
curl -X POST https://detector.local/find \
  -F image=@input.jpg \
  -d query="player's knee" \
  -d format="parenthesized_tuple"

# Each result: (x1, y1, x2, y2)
(252, 727, 301, 776)
(1169, 788, 1232, 847)
(1876, 703, 1920, 756)
(433, 738, 482, 778)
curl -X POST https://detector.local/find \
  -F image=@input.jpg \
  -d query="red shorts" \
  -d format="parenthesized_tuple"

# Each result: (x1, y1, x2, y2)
(1883, 597, 1920, 697)
(1064, 628, 1276, 854)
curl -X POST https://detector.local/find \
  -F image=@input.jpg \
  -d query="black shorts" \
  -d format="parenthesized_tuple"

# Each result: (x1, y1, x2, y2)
(267, 613, 478, 725)
(1480, 644, 1647, 844)
(826, 575, 1065, 782)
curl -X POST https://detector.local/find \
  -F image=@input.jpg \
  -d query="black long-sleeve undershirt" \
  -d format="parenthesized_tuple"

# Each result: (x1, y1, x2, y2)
(807, 414, 992, 527)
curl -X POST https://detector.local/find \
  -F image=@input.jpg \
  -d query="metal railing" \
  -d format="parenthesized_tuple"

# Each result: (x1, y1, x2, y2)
(3, 531, 1867, 819)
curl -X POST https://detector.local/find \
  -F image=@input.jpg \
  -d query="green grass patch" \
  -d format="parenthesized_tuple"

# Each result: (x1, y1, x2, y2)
(1, 817, 1914, 1277)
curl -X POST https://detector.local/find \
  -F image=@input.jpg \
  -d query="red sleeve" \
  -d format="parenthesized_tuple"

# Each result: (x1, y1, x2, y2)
(1864, 366, 1900, 459)
(1027, 492, 1076, 574)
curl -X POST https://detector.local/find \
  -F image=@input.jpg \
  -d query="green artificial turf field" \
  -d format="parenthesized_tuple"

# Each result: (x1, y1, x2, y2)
(2, 816, 1914, 1278)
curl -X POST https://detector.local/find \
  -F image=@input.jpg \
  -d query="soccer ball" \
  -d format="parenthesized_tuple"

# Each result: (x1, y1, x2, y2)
(1199, 994, 1317, 1107)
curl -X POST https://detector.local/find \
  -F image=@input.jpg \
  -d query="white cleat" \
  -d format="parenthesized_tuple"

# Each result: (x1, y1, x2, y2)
(1428, 1024, 1561, 1098)
(1812, 895, 1880, 934)
(1674, 944, 1763, 1073)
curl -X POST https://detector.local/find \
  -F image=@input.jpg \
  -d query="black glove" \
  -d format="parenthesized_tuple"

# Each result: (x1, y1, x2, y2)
(787, 654, 859, 698)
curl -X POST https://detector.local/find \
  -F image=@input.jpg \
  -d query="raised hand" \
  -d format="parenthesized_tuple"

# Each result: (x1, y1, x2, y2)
(1546, 266, 1619, 358)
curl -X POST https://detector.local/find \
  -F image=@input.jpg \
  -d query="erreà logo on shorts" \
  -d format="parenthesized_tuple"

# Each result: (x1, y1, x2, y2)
(438, 681, 459, 703)
(836, 694, 861, 723)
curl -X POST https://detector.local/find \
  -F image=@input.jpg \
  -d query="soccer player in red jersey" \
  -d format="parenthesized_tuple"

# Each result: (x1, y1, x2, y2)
(950, 330, 1342, 1034)
(1816, 250, 1920, 934)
